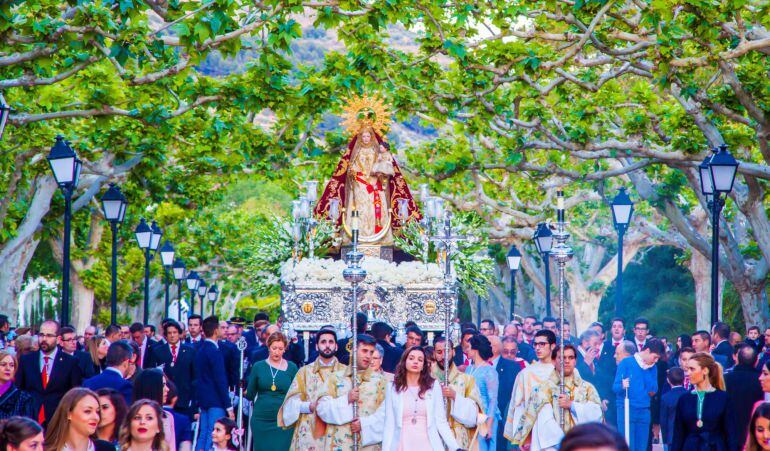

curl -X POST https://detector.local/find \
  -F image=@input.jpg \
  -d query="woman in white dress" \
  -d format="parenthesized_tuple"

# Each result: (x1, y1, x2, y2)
(381, 346, 462, 451)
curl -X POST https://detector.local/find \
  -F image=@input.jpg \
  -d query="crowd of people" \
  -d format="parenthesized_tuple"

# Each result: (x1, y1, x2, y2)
(0, 311, 769, 450)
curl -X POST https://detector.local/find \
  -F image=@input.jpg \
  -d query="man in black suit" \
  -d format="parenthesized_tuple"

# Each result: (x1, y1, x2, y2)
(185, 314, 204, 346)
(130, 322, 158, 369)
(217, 320, 241, 391)
(194, 316, 234, 451)
(15, 320, 82, 426)
(488, 335, 521, 451)
(59, 326, 96, 379)
(660, 367, 688, 450)
(712, 321, 735, 369)
(453, 329, 477, 369)
(145, 319, 197, 418)
(725, 344, 764, 448)
(370, 322, 403, 373)
(83, 341, 134, 404)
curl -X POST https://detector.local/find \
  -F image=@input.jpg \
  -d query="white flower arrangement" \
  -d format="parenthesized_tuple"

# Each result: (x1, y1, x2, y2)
(280, 257, 446, 287)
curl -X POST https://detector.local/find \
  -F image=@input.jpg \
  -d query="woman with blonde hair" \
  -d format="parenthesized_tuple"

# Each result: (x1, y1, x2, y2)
(12, 335, 37, 359)
(0, 351, 33, 419)
(44, 387, 115, 451)
(86, 335, 109, 376)
(118, 399, 169, 451)
(670, 352, 737, 450)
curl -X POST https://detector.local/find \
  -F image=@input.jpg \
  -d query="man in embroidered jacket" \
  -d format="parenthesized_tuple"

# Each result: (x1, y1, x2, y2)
(509, 344, 603, 450)
(279, 329, 347, 451)
(504, 330, 558, 447)
(317, 334, 388, 450)
(432, 337, 483, 449)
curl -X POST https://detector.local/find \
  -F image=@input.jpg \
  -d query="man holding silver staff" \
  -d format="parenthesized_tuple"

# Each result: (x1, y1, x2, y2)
(316, 334, 388, 450)
(280, 328, 347, 450)
(432, 336, 483, 449)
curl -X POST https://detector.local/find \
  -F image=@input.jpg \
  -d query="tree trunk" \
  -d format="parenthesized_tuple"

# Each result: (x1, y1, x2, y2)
(689, 248, 715, 330)
(739, 288, 770, 329)
(71, 270, 95, 333)
(0, 237, 41, 324)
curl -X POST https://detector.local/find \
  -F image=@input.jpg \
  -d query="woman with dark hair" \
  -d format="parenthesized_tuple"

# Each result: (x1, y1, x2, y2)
(560, 422, 629, 451)
(381, 346, 460, 451)
(246, 332, 298, 451)
(671, 352, 738, 451)
(95, 388, 127, 445)
(44, 387, 115, 451)
(0, 416, 43, 451)
(132, 369, 176, 451)
(747, 402, 770, 451)
(118, 399, 169, 451)
(211, 417, 238, 451)
(125, 341, 142, 382)
(0, 352, 33, 420)
(467, 334, 499, 451)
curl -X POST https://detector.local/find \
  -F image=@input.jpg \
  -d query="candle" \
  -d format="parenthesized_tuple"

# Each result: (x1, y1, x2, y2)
(329, 198, 340, 221)
(419, 183, 429, 201)
(398, 198, 409, 222)
(300, 197, 311, 219)
(351, 210, 360, 232)
(291, 200, 301, 220)
(305, 180, 318, 203)
(434, 198, 445, 219)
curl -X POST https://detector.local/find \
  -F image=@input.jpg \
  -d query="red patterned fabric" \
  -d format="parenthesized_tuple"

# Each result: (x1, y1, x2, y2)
(313, 133, 422, 230)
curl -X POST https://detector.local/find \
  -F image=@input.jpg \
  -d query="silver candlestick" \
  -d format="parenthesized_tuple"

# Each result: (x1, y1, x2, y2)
(342, 210, 366, 451)
(549, 190, 573, 430)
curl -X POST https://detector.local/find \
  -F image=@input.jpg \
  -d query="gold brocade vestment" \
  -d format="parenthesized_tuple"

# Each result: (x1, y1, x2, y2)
(278, 358, 347, 451)
(431, 363, 484, 450)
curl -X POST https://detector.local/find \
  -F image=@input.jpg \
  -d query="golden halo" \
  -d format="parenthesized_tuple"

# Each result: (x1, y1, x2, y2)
(341, 94, 392, 137)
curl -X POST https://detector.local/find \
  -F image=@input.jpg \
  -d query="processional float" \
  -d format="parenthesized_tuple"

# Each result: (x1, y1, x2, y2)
(280, 94, 466, 449)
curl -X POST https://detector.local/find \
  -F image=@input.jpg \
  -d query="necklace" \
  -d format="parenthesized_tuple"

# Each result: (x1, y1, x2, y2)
(693, 386, 715, 428)
(268, 360, 283, 391)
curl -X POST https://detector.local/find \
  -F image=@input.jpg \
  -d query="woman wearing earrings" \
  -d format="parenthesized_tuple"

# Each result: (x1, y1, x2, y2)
(43, 387, 115, 451)
(118, 399, 169, 451)
(246, 332, 298, 451)
(671, 352, 738, 451)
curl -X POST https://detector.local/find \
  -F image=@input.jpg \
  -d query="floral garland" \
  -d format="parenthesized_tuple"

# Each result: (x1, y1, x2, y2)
(280, 257, 445, 286)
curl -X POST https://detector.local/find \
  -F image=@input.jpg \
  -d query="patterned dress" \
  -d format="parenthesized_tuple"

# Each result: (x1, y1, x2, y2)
(467, 364, 499, 451)
(0, 384, 34, 420)
(431, 364, 483, 449)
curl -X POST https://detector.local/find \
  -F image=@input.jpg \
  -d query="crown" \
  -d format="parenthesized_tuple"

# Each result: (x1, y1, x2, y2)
(341, 93, 392, 137)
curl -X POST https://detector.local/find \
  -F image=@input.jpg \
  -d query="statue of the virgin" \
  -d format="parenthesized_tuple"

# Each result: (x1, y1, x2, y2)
(314, 94, 421, 251)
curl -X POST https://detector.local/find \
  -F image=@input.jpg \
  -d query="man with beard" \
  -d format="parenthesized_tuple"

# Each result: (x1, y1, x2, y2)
(15, 320, 82, 426)
(317, 334, 388, 450)
(280, 328, 347, 450)
(432, 337, 483, 450)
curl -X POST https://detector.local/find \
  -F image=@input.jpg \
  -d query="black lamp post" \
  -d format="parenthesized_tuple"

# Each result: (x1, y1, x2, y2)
(47, 136, 82, 326)
(135, 219, 162, 324)
(0, 97, 12, 141)
(698, 144, 739, 325)
(186, 271, 200, 314)
(506, 245, 522, 321)
(159, 241, 175, 319)
(207, 284, 219, 315)
(197, 279, 208, 316)
(610, 187, 634, 319)
(533, 222, 554, 316)
(100, 183, 127, 325)
(172, 258, 186, 321)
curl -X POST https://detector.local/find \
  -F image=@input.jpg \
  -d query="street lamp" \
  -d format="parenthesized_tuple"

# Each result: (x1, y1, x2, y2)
(533, 222, 553, 316)
(100, 183, 127, 325)
(172, 258, 186, 321)
(0, 97, 11, 141)
(134, 218, 158, 324)
(159, 241, 175, 319)
(47, 135, 82, 326)
(698, 144, 739, 325)
(186, 270, 200, 314)
(506, 245, 522, 321)
(610, 187, 634, 319)
(207, 284, 219, 315)
(197, 279, 208, 316)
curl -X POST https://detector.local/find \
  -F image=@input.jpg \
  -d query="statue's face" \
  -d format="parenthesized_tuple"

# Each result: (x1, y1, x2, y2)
(361, 130, 372, 145)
